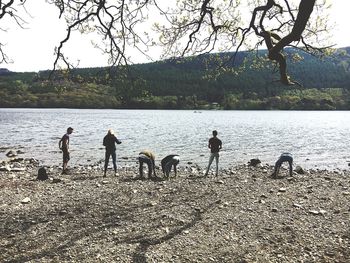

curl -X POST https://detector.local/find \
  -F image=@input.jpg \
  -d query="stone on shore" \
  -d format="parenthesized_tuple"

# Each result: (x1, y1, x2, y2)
(248, 158, 261, 167)
(0, 165, 11, 172)
(1, 158, 350, 262)
(6, 150, 17, 158)
(294, 165, 305, 174)
(20, 197, 31, 204)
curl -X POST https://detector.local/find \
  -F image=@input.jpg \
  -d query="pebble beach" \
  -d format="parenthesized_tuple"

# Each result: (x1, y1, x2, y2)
(1, 155, 350, 262)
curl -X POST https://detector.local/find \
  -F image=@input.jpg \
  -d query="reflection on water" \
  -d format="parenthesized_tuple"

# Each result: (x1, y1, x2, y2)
(0, 108, 350, 170)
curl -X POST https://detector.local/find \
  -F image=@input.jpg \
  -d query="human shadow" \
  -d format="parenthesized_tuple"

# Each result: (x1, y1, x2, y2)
(1, 201, 141, 263)
(70, 175, 103, 181)
(126, 200, 218, 263)
(119, 176, 166, 183)
(1, 183, 219, 263)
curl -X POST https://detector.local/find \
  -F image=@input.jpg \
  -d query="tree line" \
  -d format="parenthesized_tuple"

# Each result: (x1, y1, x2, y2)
(0, 48, 349, 110)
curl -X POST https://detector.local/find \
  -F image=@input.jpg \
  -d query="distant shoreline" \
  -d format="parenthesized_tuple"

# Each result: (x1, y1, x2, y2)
(1, 107, 350, 111)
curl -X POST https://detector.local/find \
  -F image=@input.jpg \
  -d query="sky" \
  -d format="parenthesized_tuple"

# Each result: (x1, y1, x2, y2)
(0, 0, 349, 72)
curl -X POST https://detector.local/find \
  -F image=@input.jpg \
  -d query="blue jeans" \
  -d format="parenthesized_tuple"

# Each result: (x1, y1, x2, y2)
(164, 157, 180, 177)
(274, 154, 293, 176)
(206, 152, 219, 175)
(138, 155, 154, 178)
(104, 150, 117, 173)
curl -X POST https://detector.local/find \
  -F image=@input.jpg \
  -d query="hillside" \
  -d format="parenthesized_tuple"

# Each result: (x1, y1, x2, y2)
(0, 47, 350, 110)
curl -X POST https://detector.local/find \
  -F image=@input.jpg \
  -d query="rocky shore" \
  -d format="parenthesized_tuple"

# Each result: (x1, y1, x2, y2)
(1, 156, 350, 263)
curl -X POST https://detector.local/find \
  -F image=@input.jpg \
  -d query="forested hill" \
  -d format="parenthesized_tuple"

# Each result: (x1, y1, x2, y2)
(1, 47, 350, 110)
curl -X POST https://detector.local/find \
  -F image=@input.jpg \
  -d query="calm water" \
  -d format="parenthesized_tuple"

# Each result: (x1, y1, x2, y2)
(0, 108, 350, 170)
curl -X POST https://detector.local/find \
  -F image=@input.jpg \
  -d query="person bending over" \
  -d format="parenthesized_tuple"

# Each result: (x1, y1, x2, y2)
(271, 152, 293, 178)
(103, 129, 122, 177)
(161, 154, 180, 178)
(138, 150, 156, 179)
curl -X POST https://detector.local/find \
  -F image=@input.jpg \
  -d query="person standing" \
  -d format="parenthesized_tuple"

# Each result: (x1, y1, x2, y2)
(138, 150, 156, 179)
(204, 130, 222, 176)
(103, 129, 122, 177)
(59, 127, 73, 174)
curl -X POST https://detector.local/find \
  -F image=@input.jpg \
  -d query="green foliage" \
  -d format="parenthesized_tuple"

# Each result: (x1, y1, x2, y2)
(0, 48, 350, 110)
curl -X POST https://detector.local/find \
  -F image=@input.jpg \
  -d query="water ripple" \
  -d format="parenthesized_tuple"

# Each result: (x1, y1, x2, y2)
(0, 109, 349, 170)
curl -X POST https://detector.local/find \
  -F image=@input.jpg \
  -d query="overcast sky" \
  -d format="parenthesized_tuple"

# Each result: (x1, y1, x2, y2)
(0, 0, 349, 72)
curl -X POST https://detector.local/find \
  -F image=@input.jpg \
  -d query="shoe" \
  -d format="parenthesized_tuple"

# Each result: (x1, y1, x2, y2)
(115, 172, 119, 176)
(103, 173, 106, 177)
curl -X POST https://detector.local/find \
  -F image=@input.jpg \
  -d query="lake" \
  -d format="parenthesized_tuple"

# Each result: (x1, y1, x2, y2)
(0, 108, 349, 170)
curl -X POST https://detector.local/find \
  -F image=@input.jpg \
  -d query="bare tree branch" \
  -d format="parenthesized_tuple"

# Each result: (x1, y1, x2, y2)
(0, 0, 333, 86)
(0, 0, 27, 64)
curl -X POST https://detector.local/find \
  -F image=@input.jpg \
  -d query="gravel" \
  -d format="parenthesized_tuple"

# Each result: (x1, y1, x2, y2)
(1, 158, 350, 262)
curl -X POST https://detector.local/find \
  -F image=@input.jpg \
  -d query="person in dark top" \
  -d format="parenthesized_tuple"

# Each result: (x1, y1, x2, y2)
(59, 127, 73, 174)
(271, 152, 293, 178)
(138, 150, 156, 179)
(205, 130, 222, 176)
(161, 154, 180, 178)
(103, 129, 122, 177)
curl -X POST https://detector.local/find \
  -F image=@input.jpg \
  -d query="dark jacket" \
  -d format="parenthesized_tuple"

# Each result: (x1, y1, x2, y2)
(103, 134, 121, 152)
(161, 154, 179, 172)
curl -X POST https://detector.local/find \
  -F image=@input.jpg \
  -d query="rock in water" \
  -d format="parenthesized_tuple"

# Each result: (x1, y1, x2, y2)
(37, 167, 48, 181)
